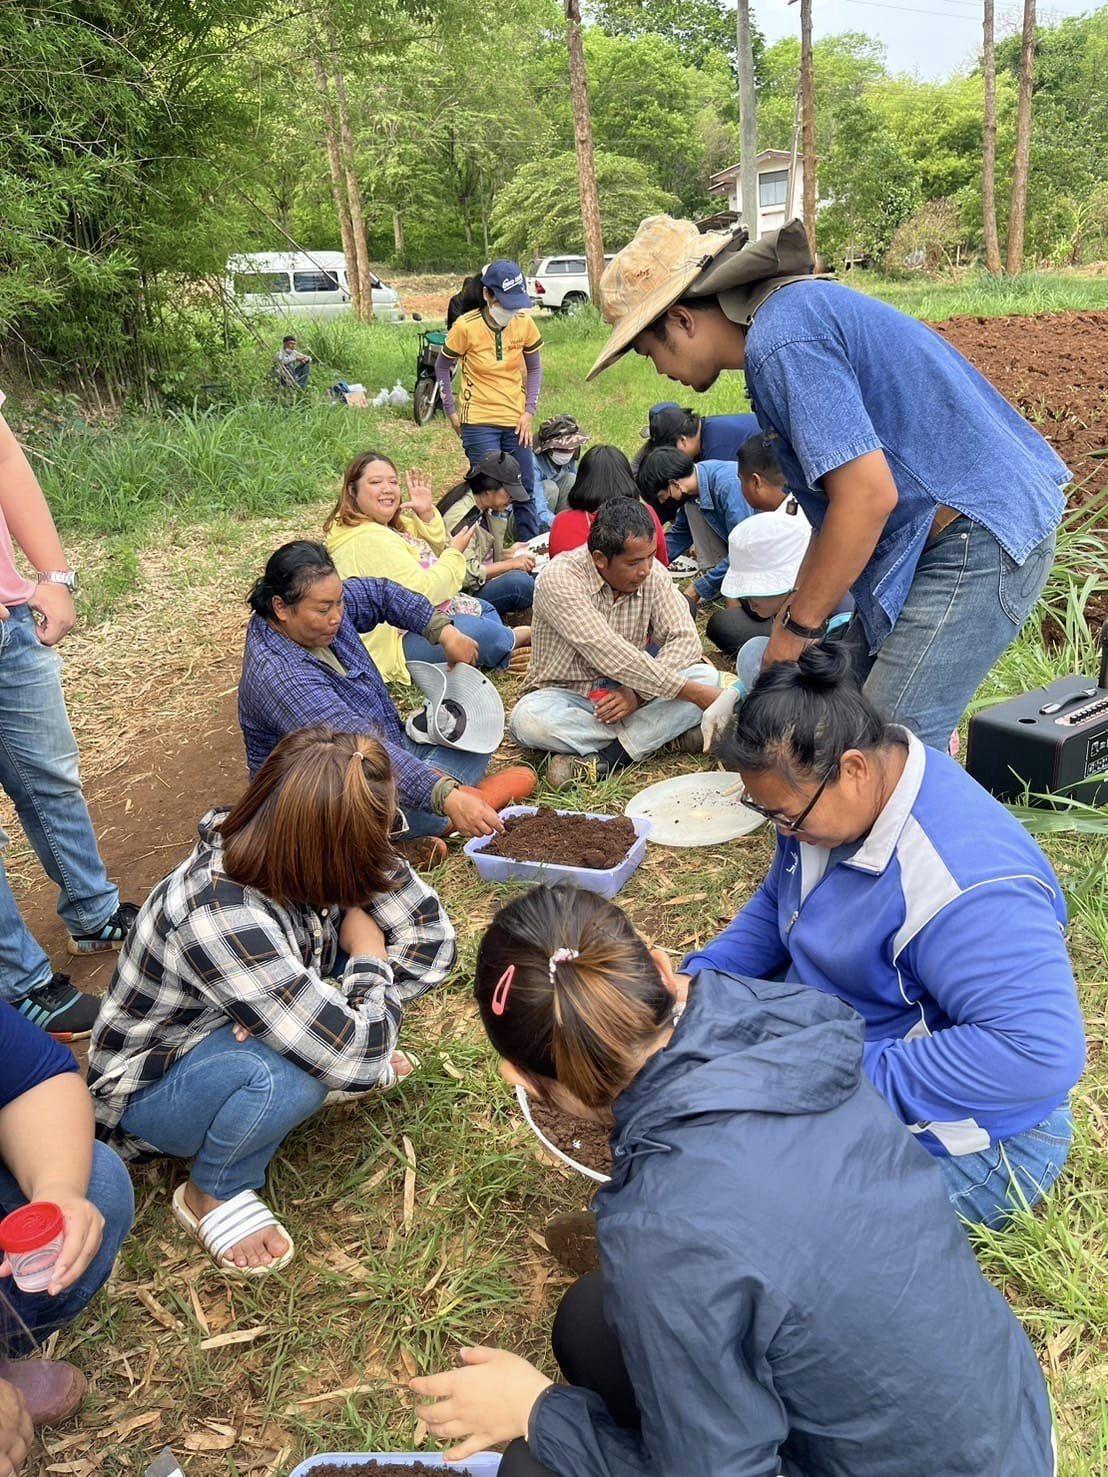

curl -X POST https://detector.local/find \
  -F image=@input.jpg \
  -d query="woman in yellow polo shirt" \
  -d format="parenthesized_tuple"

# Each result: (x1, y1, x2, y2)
(324, 450, 528, 683)
(434, 260, 545, 539)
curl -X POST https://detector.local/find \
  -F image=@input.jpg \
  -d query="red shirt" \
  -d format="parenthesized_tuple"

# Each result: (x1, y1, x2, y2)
(548, 505, 670, 567)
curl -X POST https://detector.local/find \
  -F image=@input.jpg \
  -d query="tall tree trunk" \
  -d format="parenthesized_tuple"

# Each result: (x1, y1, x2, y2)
(736, 0, 759, 242)
(565, 1, 605, 304)
(1006, 0, 1037, 276)
(324, 13, 373, 320)
(799, 0, 817, 256)
(981, 0, 1002, 273)
(393, 207, 405, 258)
(310, 47, 361, 319)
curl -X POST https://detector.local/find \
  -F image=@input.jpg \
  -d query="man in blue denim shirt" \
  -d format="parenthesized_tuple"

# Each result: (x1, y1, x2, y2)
(635, 449, 753, 604)
(589, 216, 1067, 747)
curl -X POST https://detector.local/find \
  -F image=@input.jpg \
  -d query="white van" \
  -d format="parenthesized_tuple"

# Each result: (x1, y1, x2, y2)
(226, 251, 404, 321)
(527, 254, 615, 312)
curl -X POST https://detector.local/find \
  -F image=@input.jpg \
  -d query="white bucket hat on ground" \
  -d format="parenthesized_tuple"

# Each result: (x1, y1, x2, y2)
(405, 661, 504, 753)
(720, 503, 812, 600)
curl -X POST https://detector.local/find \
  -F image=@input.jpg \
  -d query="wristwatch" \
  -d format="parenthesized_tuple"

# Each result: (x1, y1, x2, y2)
(37, 570, 79, 593)
(780, 602, 828, 640)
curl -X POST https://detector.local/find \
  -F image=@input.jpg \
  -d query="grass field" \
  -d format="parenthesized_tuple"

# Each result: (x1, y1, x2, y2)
(6, 280, 1108, 1475)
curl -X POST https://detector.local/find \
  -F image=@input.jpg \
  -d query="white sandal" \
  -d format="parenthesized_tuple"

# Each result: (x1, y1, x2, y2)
(171, 1184, 295, 1276)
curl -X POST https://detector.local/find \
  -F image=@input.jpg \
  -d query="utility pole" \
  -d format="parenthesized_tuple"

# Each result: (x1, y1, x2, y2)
(565, 1, 606, 303)
(789, 0, 817, 254)
(981, 0, 1002, 272)
(1006, 0, 1037, 276)
(736, 0, 759, 242)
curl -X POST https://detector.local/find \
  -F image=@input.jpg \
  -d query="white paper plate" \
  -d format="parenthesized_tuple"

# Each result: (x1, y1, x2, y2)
(525, 532, 550, 570)
(625, 771, 766, 847)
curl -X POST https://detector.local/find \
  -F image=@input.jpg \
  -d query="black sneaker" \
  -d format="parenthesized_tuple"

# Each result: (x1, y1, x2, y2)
(66, 901, 140, 957)
(16, 973, 100, 1041)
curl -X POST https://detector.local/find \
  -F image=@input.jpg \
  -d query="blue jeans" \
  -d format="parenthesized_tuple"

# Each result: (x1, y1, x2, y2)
(119, 1024, 328, 1201)
(394, 735, 491, 839)
(460, 426, 541, 540)
(510, 664, 720, 763)
(482, 569, 536, 617)
(842, 521, 1055, 749)
(401, 599, 514, 671)
(937, 1103, 1073, 1229)
(0, 1141, 134, 1355)
(0, 606, 119, 1001)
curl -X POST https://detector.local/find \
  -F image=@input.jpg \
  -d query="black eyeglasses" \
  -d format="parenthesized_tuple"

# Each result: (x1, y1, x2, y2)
(741, 767, 835, 834)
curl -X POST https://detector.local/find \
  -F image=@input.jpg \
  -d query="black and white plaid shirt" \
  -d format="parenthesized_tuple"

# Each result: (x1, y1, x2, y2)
(88, 811, 455, 1155)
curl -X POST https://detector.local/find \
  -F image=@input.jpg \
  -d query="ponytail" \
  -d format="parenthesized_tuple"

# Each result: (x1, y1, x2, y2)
(475, 886, 671, 1108)
(720, 640, 897, 783)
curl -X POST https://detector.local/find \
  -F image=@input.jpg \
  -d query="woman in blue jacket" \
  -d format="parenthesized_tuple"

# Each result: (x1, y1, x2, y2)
(411, 885, 1055, 1475)
(691, 641, 1085, 1227)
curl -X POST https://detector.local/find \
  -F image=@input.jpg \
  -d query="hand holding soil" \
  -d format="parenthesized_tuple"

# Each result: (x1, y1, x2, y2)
(411, 1345, 552, 1462)
(444, 787, 504, 838)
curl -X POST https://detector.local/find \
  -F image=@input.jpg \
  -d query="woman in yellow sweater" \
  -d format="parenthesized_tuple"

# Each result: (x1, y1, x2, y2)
(325, 450, 529, 684)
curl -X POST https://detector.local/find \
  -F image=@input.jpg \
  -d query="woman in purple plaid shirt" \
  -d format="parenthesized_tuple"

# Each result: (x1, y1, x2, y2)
(87, 728, 455, 1276)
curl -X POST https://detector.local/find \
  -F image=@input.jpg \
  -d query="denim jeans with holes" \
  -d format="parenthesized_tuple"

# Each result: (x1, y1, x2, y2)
(0, 606, 119, 1000)
(937, 1102, 1073, 1229)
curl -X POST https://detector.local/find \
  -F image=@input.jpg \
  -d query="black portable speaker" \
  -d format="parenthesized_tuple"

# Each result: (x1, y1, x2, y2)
(965, 626, 1108, 806)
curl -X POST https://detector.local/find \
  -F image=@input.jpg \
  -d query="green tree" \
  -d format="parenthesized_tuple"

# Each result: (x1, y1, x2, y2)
(591, 0, 764, 71)
(490, 150, 679, 258)
(817, 100, 921, 265)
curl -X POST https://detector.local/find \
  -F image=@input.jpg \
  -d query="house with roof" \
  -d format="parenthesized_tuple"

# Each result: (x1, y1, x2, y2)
(709, 148, 804, 240)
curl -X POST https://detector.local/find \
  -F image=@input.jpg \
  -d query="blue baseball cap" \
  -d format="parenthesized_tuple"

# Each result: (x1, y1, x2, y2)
(481, 260, 533, 310)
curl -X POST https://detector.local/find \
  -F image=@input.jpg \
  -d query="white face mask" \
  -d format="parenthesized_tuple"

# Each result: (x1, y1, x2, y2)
(487, 301, 517, 329)
(549, 449, 574, 466)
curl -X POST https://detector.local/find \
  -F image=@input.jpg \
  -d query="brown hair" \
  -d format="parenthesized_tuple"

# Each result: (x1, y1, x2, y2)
(220, 726, 401, 908)
(474, 885, 672, 1109)
(324, 450, 399, 534)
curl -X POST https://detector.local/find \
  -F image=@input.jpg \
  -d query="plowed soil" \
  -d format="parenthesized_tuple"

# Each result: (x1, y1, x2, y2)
(931, 311, 1108, 501)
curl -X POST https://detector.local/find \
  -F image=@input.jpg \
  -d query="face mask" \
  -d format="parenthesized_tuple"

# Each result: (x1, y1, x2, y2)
(549, 449, 574, 466)
(487, 301, 517, 329)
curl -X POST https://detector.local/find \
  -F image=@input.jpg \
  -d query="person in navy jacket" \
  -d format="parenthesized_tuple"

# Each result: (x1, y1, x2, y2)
(689, 641, 1085, 1226)
(411, 884, 1056, 1475)
(0, 1000, 134, 1436)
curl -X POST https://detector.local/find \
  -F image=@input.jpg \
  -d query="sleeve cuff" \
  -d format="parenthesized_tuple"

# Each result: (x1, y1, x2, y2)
(423, 612, 452, 643)
(430, 775, 459, 814)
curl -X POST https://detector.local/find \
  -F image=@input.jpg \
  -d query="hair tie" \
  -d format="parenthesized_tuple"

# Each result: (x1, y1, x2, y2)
(490, 965, 515, 1016)
(548, 947, 579, 981)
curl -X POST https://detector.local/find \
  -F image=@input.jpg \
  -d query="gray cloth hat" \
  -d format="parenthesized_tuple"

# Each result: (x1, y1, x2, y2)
(405, 661, 505, 753)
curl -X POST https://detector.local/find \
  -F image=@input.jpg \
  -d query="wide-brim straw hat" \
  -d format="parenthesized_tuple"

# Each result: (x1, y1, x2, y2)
(586, 216, 742, 382)
(587, 216, 816, 381)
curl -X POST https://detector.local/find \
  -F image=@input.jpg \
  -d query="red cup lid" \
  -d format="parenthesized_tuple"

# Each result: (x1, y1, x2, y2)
(0, 1202, 64, 1254)
(588, 687, 609, 700)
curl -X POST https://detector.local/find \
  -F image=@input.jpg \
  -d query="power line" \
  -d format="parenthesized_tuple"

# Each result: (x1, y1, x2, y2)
(841, 0, 981, 21)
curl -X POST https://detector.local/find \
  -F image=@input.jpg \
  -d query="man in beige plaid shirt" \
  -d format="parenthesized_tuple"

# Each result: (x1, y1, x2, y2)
(510, 500, 721, 787)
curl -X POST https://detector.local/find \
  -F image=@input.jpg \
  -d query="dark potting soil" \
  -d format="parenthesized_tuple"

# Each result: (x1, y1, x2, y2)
(530, 1096, 613, 1176)
(308, 1464, 473, 1477)
(484, 809, 637, 871)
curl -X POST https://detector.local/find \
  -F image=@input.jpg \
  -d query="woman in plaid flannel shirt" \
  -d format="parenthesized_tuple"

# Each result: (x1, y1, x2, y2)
(87, 727, 455, 1275)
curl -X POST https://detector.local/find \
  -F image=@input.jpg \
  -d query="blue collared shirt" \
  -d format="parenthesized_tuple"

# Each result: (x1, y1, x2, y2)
(237, 577, 439, 807)
(744, 280, 1068, 651)
(666, 459, 754, 601)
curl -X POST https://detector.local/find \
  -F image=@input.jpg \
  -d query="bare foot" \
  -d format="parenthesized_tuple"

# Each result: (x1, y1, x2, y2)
(512, 625, 532, 649)
(183, 1181, 289, 1270)
(392, 1050, 415, 1079)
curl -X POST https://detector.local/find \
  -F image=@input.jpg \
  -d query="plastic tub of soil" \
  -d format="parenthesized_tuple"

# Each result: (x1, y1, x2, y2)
(465, 806, 651, 899)
(290, 1455, 501, 1477)
(517, 1084, 612, 1184)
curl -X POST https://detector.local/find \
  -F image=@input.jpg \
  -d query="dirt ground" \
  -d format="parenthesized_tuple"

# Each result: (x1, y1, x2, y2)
(932, 311, 1108, 499)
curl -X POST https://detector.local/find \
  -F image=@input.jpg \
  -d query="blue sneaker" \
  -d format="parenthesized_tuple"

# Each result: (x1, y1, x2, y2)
(66, 901, 139, 957)
(16, 973, 99, 1041)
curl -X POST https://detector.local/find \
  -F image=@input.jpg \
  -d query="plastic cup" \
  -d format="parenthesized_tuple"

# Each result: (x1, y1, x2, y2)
(0, 1202, 65, 1293)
